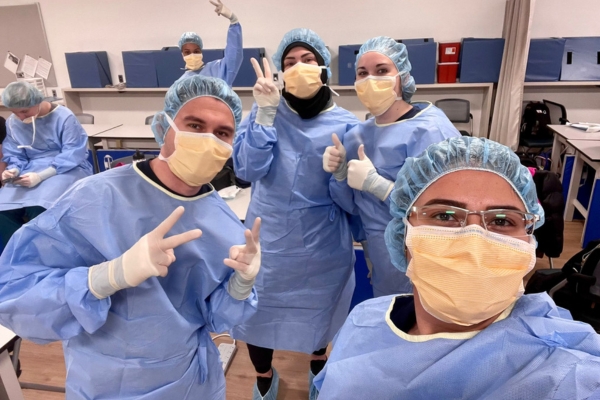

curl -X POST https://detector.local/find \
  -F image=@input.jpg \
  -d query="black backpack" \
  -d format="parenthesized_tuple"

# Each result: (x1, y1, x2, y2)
(521, 101, 552, 138)
(526, 240, 600, 330)
(210, 158, 251, 191)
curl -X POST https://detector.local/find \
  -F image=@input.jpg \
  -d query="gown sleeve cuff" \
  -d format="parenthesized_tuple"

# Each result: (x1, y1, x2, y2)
(65, 267, 112, 333)
(227, 271, 255, 300)
(38, 167, 57, 181)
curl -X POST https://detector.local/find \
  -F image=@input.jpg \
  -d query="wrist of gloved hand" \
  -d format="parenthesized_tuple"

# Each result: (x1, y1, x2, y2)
(38, 167, 57, 181)
(333, 161, 348, 181)
(229, 13, 238, 24)
(363, 170, 394, 201)
(227, 271, 255, 300)
(88, 257, 132, 300)
(256, 106, 278, 127)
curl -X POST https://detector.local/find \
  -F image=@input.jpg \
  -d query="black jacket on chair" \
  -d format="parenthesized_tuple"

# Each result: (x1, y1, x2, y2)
(533, 170, 565, 258)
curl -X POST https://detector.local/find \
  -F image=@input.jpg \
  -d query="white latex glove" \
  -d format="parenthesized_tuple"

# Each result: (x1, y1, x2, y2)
(209, 0, 236, 22)
(251, 58, 280, 127)
(14, 172, 41, 188)
(1, 168, 19, 182)
(88, 207, 202, 299)
(348, 144, 394, 201)
(225, 218, 262, 300)
(225, 217, 261, 280)
(14, 167, 56, 188)
(323, 133, 348, 181)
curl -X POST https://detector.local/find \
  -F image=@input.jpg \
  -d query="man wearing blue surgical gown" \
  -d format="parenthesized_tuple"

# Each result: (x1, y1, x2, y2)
(0, 76, 260, 399)
(232, 29, 359, 400)
(178, 0, 242, 85)
(0, 81, 92, 253)
(324, 37, 460, 297)
(315, 137, 600, 400)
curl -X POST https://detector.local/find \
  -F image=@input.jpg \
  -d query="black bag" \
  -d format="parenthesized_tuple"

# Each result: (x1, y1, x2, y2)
(525, 240, 600, 295)
(210, 158, 251, 191)
(520, 101, 552, 138)
(527, 240, 600, 330)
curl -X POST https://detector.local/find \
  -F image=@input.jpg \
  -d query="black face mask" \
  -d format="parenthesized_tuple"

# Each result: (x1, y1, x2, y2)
(282, 86, 332, 120)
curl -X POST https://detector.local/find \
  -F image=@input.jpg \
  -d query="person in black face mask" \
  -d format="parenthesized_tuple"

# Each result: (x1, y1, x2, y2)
(279, 42, 331, 118)
(231, 28, 360, 400)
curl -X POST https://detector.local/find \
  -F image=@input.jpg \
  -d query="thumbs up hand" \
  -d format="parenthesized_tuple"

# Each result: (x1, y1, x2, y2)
(323, 133, 348, 180)
(348, 144, 394, 201)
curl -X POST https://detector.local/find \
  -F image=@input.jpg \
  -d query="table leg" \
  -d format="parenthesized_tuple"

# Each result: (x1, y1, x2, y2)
(550, 135, 561, 174)
(562, 155, 575, 202)
(87, 138, 100, 174)
(564, 152, 584, 221)
(0, 351, 23, 400)
(481, 85, 492, 138)
(581, 165, 600, 247)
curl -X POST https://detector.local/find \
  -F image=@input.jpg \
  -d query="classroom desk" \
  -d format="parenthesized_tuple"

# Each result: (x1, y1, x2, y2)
(223, 187, 251, 221)
(0, 325, 23, 400)
(91, 125, 158, 150)
(549, 125, 600, 174)
(81, 124, 122, 173)
(81, 124, 122, 137)
(564, 139, 600, 246)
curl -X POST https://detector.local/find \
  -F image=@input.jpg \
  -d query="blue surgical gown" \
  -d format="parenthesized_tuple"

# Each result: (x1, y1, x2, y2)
(179, 22, 243, 86)
(0, 164, 257, 399)
(330, 102, 460, 297)
(314, 293, 600, 400)
(0, 106, 92, 211)
(231, 101, 359, 353)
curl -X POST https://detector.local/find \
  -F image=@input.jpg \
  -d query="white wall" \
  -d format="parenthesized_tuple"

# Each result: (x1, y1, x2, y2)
(0, 0, 507, 89)
(0, 0, 508, 127)
(530, 0, 600, 38)
(3, 0, 599, 127)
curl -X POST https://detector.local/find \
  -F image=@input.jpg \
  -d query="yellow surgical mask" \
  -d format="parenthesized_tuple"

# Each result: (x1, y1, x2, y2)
(160, 116, 232, 187)
(404, 221, 536, 326)
(354, 73, 400, 117)
(283, 63, 325, 99)
(184, 53, 204, 71)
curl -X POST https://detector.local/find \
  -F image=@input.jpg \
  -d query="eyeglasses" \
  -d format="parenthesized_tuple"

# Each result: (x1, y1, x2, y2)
(409, 205, 539, 236)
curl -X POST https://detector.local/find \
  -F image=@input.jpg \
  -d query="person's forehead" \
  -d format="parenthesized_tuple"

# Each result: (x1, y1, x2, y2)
(10, 107, 33, 113)
(416, 170, 525, 208)
(177, 96, 234, 124)
(285, 46, 315, 58)
(358, 52, 394, 67)
(182, 43, 200, 50)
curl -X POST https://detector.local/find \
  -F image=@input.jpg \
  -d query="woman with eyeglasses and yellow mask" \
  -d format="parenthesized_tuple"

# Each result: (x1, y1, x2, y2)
(231, 28, 359, 400)
(323, 36, 460, 299)
(315, 137, 600, 399)
(177, 0, 242, 86)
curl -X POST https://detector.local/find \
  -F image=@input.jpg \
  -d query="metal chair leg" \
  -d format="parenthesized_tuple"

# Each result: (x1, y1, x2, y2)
(549, 256, 554, 269)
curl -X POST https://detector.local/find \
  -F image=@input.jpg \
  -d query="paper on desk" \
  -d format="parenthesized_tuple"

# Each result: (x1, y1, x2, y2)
(4, 52, 19, 74)
(35, 57, 52, 79)
(22, 55, 37, 78)
(567, 122, 600, 133)
(218, 185, 241, 200)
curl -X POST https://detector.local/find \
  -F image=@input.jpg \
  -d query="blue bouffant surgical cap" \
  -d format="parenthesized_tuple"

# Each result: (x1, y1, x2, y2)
(272, 28, 332, 79)
(356, 36, 416, 103)
(384, 136, 545, 272)
(151, 75, 242, 146)
(1, 81, 44, 109)
(178, 32, 203, 50)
